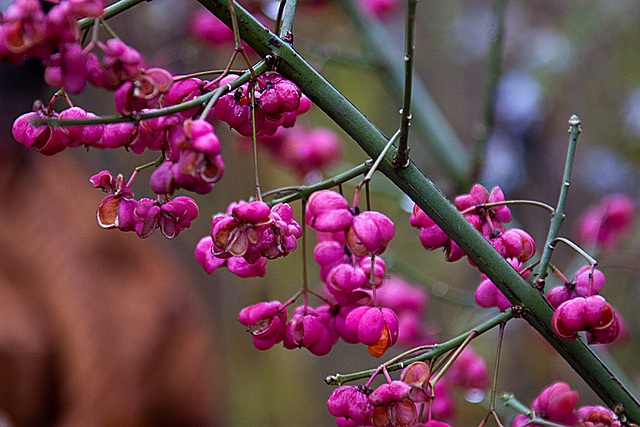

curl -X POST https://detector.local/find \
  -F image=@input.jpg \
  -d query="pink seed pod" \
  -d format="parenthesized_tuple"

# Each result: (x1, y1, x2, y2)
(369, 381, 412, 407)
(578, 405, 623, 427)
(501, 228, 536, 262)
(326, 263, 368, 296)
(345, 210, 395, 256)
(283, 306, 334, 356)
(238, 301, 287, 351)
(552, 295, 619, 344)
(576, 194, 635, 251)
(327, 385, 374, 426)
(258, 72, 302, 117)
(572, 265, 605, 297)
(531, 382, 580, 426)
(306, 190, 353, 232)
(345, 306, 399, 357)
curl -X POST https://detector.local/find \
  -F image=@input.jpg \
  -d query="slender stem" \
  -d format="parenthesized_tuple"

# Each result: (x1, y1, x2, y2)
(471, 0, 508, 181)
(536, 115, 582, 283)
(490, 323, 506, 410)
(278, 0, 298, 40)
(463, 199, 556, 215)
(32, 61, 269, 127)
(134, 153, 165, 173)
(100, 18, 120, 39)
(392, 0, 417, 169)
(79, 0, 148, 30)
(250, 84, 262, 201)
(301, 199, 308, 307)
(324, 309, 514, 385)
(550, 237, 597, 266)
(429, 331, 477, 386)
(267, 161, 372, 206)
(353, 129, 401, 208)
(340, 0, 470, 190)
(196, 3, 640, 422)
(174, 69, 245, 81)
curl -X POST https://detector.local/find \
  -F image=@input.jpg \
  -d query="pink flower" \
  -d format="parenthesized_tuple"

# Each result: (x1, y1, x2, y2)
(576, 194, 635, 251)
(345, 306, 399, 357)
(552, 295, 620, 344)
(114, 67, 173, 115)
(211, 200, 273, 263)
(327, 385, 374, 426)
(238, 301, 287, 350)
(306, 190, 354, 232)
(346, 211, 395, 256)
(283, 306, 334, 356)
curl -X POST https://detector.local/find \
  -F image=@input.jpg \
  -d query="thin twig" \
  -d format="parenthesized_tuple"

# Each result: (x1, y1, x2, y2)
(392, 0, 417, 168)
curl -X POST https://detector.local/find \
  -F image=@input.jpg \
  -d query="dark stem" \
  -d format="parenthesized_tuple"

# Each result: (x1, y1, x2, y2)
(392, 0, 417, 169)
(536, 115, 582, 283)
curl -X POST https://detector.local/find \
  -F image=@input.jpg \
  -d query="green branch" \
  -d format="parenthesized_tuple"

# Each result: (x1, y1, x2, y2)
(536, 115, 582, 283)
(325, 309, 514, 386)
(197, 1, 640, 422)
(79, 0, 149, 30)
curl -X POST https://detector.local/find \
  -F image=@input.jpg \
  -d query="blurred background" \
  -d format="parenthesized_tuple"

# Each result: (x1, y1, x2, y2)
(2, 0, 640, 425)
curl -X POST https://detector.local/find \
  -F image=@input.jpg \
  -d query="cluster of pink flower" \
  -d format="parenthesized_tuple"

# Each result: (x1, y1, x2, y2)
(512, 381, 634, 427)
(90, 170, 198, 239)
(411, 184, 534, 263)
(197, 188, 410, 359)
(410, 184, 535, 311)
(0, 0, 103, 67)
(547, 266, 620, 344)
(327, 353, 489, 427)
(195, 200, 302, 278)
(575, 194, 635, 251)
(214, 72, 311, 136)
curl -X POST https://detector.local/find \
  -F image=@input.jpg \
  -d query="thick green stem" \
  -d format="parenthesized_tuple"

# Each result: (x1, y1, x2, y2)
(197, 2, 640, 422)
(536, 115, 582, 283)
(392, 0, 417, 169)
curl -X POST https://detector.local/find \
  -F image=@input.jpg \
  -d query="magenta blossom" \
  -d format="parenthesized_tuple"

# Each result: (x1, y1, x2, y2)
(327, 385, 374, 427)
(576, 194, 635, 251)
(306, 190, 354, 232)
(512, 382, 579, 427)
(283, 306, 334, 356)
(345, 210, 395, 257)
(345, 306, 399, 358)
(211, 200, 273, 263)
(238, 301, 287, 350)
